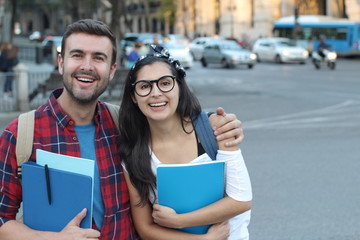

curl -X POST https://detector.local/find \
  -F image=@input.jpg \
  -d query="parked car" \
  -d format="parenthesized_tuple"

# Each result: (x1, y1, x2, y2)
(120, 32, 164, 67)
(201, 40, 257, 69)
(29, 31, 43, 42)
(189, 36, 224, 61)
(164, 34, 190, 46)
(41, 36, 63, 68)
(136, 33, 164, 45)
(252, 37, 308, 64)
(163, 43, 194, 69)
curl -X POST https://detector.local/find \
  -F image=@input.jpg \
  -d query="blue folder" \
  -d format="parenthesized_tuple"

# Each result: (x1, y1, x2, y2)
(157, 161, 225, 234)
(22, 161, 93, 232)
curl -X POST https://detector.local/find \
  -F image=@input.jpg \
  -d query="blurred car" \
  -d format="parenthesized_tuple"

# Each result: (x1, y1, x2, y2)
(137, 33, 164, 45)
(189, 36, 224, 61)
(201, 40, 257, 69)
(121, 32, 164, 46)
(29, 31, 43, 42)
(41, 36, 63, 68)
(163, 42, 194, 69)
(252, 37, 308, 64)
(42, 36, 62, 56)
(164, 34, 190, 46)
(120, 32, 164, 67)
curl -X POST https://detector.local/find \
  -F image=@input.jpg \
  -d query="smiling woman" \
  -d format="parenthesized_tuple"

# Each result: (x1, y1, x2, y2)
(118, 46, 252, 240)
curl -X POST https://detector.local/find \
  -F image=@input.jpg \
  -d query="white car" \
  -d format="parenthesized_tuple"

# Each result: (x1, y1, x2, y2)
(252, 37, 308, 64)
(163, 43, 194, 69)
(201, 40, 257, 69)
(189, 36, 224, 61)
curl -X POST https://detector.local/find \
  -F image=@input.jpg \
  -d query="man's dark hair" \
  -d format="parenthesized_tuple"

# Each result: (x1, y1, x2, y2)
(61, 19, 117, 65)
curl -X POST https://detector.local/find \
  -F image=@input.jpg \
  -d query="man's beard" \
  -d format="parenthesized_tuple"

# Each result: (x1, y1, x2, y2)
(63, 70, 109, 105)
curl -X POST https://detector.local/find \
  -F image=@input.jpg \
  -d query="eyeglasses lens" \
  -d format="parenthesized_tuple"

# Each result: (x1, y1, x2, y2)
(135, 76, 174, 96)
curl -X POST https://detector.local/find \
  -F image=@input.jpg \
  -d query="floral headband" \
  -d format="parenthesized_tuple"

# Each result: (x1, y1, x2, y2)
(131, 44, 186, 77)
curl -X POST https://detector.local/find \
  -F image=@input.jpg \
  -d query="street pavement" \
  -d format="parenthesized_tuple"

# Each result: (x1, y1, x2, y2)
(1, 57, 360, 239)
(186, 58, 360, 240)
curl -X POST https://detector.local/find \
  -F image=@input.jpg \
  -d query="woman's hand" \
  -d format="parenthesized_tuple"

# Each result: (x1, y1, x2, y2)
(204, 221, 230, 240)
(152, 204, 181, 229)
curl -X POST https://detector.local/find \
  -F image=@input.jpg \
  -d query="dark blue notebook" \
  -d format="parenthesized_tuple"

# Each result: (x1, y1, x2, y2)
(157, 161, 225, 234)
(22, 161, 93, 231)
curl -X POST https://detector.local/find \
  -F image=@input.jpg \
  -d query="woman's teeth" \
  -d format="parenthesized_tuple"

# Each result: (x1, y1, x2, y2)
(150, 102, 166, 107)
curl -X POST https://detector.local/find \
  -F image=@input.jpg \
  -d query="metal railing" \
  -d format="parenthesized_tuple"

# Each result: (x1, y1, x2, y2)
(0, 65, 129, 112)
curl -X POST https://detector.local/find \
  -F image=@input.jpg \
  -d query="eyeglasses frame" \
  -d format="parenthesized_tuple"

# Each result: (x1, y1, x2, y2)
(132, 75, 176, 97)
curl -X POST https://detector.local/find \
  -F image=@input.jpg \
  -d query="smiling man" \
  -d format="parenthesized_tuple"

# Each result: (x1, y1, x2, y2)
(0, 19, 244, 240)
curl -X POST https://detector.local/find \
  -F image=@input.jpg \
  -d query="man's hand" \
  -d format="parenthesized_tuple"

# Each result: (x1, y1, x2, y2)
(61, 209, 100, 239)
(209, 107, 244, 147)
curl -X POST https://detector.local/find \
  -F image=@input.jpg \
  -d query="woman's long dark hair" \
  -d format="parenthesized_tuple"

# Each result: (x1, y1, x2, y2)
(118, 56, 201, 206)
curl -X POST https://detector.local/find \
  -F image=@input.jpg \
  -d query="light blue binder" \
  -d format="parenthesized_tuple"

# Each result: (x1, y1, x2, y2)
(22, 161, 93, 231)
(157, 161, 225, 234)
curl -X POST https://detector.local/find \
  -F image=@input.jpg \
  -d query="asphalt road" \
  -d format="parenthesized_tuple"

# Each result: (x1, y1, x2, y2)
(1, 57, 359, 239)
(186, 58, 360, 240)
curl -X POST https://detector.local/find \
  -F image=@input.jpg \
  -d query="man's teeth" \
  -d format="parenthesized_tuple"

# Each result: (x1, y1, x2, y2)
(150, 102, 166, 107)
(78, 78, 94, 83)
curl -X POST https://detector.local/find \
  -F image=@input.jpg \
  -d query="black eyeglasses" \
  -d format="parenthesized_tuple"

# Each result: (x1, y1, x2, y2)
(132, 75, 176, 97)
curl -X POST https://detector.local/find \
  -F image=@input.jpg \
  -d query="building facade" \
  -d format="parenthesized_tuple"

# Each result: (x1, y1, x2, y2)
(173, 0, 360, 43)
(1, 0, 360, 44)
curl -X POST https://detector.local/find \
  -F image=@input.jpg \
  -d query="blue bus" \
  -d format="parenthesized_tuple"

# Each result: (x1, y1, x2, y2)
(273, 15, 360, 56)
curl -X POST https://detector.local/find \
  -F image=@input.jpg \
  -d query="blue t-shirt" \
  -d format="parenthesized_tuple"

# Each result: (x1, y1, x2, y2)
(74, 123, 104, 230)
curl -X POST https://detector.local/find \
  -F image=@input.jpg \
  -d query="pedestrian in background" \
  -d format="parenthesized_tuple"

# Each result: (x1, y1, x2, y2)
(0, 42, 19, 98)
(127, 41, 142, 68)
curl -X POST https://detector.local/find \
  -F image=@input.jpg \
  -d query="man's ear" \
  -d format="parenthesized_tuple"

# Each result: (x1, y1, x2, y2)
(109, 63, 117, 82)
(58, 55, 63, 75)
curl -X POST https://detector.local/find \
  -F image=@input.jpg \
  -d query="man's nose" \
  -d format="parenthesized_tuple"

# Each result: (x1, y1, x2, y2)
(80, 56, 94, 71)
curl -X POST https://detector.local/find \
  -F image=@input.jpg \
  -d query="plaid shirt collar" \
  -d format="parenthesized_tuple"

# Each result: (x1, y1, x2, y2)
(47, 88, 105, 128)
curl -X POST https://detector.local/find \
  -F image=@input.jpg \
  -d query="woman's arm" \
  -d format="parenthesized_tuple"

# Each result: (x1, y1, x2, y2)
(152, 126, 252, 229)
(153, 197, 251, 229)
(123, 172, 229, 240)
(152, 150, 252, 229)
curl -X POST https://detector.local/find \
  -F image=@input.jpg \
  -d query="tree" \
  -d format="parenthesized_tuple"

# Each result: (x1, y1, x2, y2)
(109, 0, 125, 67)
(158, 0, 176, 33)
(0, 0, 17, 42)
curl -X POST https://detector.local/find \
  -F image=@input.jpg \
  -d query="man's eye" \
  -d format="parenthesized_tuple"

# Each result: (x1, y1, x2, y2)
(95, 56, 105, 61)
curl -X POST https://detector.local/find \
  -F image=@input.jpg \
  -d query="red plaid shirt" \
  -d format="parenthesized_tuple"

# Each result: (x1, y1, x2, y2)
(0, 89, 139, 239)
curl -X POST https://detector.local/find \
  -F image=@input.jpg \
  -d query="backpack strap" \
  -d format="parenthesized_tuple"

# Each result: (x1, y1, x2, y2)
(16, 110, 36, 171)
(15, 103, 119, 170)
(15, 110, 35, 222)
(192, 111, 218, 160)
(105, 102, 120, 129)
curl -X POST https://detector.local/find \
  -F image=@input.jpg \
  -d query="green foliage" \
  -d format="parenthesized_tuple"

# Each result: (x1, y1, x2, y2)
(158, 0, 176, 24)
